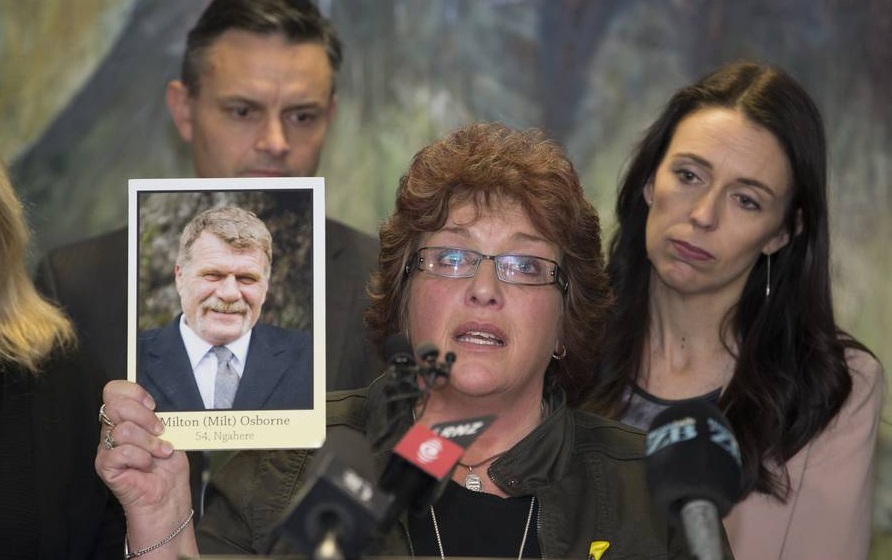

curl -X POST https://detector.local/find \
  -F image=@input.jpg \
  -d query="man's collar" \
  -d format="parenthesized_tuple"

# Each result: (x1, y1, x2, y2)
(178, 314, 252, 370)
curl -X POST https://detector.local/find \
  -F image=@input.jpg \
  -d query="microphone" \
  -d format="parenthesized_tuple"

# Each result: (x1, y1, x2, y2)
(381, 334, 455, 389)
(384, 333, 416, 370)
(645, 401, 742, 560)
(377, 416, 495, 530)
(271, 427, 393, 560)
(416, 341, 456, 386)
(375, 335, 457, 447)
(416, 341, 440, 364)
(377, 334, 424, 447)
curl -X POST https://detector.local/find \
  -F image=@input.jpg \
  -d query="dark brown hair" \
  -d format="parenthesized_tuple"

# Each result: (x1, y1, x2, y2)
(181, 0, 343, 96)
(585, 60, 871, 499)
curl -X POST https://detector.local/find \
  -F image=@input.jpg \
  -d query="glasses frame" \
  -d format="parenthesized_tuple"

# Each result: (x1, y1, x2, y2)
(405, 246, 569, 293)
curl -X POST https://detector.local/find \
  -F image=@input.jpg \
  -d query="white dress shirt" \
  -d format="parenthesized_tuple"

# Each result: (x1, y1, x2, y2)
(178, 315, 252, 409)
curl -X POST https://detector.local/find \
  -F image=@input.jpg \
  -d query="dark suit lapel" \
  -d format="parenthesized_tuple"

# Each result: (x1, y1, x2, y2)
(101, 228, 128, 379)
(325, 218, 348, 385)
(142, 320, 204, 410)
(234, 327, 290, 409)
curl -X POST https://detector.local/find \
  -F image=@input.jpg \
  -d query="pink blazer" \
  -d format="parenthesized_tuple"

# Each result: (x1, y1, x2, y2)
(724, 349, 885, 560)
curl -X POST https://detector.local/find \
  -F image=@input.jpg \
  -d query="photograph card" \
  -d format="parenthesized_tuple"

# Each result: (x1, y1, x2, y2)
(127, 177, 326, 450)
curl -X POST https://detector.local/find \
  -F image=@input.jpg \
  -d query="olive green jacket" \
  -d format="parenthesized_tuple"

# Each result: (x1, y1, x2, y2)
(197, 379, 707, 559)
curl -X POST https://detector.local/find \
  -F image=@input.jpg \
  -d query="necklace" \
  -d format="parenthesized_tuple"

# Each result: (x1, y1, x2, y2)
(447, 399, 549, 492)
(429, 496, 536, 560)
(413, 399, 550, 492)
(457, 451, 508, 491)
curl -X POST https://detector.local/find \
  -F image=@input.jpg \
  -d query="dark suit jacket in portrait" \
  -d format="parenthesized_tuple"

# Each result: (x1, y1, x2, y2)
(138, 318, 312, 411)
(33, 218, 383, 389)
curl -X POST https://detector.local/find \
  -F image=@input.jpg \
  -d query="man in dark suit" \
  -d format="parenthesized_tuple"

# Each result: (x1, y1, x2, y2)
(33, 0, 381, 519)
(34, 0, 382, 393)
(138, 206, 312, 412)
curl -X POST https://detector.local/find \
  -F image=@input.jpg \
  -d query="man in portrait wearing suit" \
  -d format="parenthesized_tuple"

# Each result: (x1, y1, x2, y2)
(34, 0, 381, 392)
(138, 206, 311, 412)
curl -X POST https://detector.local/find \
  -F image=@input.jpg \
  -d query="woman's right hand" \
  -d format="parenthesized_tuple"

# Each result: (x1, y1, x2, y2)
(95, 380, 197, 557)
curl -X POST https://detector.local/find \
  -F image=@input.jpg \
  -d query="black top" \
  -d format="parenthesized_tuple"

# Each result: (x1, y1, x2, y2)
(0, 367, 39, 557)
(408, 481, 541, 558)
(0, 349, 125, 559)
(620, 383, 722, 431)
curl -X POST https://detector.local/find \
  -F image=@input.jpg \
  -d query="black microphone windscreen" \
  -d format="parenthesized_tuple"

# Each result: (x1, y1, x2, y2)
(319, 427, 376, 481)
(415, 341, 439, 362)
(645, 400, 742, 519)
(384, 333, 415, 367)
(272, 427, 390, 557)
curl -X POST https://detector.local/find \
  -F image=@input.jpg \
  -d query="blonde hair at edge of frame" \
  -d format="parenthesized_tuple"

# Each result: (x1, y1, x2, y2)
(0, 161, 74, 371)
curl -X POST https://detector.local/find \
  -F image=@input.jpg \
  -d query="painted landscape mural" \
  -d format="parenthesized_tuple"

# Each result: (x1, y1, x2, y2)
(2, 0, 890, 555)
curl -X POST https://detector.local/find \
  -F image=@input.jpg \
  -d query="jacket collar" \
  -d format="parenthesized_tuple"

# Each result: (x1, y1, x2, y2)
(363, 377, 571, 495)
(488, 389, 571, 496)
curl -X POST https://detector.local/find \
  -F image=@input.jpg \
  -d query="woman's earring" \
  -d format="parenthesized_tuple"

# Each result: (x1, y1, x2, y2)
(552, 343, 567, 360)
(765, 252, 771, 298)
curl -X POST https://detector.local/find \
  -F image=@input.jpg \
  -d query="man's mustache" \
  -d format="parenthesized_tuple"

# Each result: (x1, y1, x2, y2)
(203, 299, 249, 314)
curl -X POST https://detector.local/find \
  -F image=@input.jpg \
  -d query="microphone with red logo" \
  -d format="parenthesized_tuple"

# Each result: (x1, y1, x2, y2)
(377, 415, 495, 530)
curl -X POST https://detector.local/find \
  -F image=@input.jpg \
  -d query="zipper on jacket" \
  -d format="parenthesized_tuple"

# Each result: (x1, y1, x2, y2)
(536, 499, 545, 559)
(401, 518, 416, 557)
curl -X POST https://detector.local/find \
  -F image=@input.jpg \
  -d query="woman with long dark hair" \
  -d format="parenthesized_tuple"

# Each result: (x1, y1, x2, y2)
(584, 60, 885, 559)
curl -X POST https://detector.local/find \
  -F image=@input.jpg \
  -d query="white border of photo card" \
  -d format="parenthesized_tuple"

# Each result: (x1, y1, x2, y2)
(128, 177, 325, 450)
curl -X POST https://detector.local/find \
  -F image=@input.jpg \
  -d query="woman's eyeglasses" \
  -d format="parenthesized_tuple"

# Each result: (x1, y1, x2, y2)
(406, 246, 568, 293)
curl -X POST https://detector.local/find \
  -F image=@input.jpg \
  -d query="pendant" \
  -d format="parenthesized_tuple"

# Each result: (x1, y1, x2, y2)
(464, 472, 482, 491)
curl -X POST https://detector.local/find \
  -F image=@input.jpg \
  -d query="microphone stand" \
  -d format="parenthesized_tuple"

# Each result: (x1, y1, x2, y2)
(680, 499, 723, 560)
(314, 528, 346, 560)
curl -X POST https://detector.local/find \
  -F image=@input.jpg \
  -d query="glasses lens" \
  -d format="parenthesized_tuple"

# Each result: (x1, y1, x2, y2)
(421, 247, 479, 278)
(497, 255, 555, 285)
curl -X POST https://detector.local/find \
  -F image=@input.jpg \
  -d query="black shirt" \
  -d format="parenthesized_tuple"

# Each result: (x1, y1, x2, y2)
(0, 367, 39, 557)
(408, 481, 541, 558)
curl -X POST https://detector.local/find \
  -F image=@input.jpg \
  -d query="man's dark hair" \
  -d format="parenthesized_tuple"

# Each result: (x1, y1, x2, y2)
(181, 0, 343, 95)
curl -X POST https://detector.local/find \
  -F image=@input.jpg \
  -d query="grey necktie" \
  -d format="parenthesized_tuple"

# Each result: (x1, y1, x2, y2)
(211, 346, 238, 409)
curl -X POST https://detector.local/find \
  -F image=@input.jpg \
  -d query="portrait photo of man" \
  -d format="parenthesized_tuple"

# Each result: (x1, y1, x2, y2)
(135, 189, 315, 413)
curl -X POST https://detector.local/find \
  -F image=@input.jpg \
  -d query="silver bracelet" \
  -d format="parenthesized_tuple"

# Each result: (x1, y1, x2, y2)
(124, 508, 194, 559)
